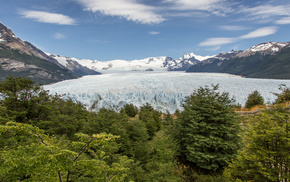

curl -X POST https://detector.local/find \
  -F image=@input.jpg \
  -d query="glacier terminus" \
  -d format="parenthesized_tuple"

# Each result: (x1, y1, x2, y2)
(44, 71, 290, 113)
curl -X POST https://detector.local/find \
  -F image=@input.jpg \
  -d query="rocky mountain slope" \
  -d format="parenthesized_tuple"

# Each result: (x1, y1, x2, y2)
(0, 23, 99, 84)
(186, 42, 290, 79)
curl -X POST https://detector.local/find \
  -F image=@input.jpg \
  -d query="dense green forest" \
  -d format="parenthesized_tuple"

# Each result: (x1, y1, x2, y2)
(0, 76, 289, 181)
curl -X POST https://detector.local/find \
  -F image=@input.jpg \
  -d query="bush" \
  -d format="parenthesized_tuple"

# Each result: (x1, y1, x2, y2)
(245, 90, 264, 108)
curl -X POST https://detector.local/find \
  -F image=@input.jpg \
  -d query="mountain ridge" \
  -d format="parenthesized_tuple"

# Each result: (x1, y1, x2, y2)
(0, 22, 100, 84)
(186, 42, 290, 79)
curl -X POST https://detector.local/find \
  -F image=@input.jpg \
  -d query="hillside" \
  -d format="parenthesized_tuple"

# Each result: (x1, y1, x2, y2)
(0, 23, 100, 84)
(0, 44, 76, 84)
(186, 42, 290, 79)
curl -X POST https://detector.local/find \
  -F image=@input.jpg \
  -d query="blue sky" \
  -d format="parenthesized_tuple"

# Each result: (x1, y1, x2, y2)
(1, 0, 290, 61)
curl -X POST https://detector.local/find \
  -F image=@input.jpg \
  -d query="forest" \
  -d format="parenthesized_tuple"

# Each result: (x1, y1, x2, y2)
(0, 76, 289, 182)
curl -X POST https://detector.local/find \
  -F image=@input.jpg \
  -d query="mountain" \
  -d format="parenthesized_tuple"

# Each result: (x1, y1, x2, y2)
(166, 53, 214, 71)
(46, 53, 101, 77)
(186, 42, 290, 79)
(52, 52, 212, 72)
(0, 23, 99, 84)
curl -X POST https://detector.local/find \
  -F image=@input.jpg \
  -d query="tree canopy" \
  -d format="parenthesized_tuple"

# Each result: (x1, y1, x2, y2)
(245, 90, 264, 108)
(226, 108, 290, 181)
(177, 85, 241, 174)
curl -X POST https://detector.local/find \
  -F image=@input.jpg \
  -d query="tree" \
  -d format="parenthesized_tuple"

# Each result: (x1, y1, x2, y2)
(245, 90, 264, 108)
(139, 103, 161, 139)
(120, 104, 138, 117)
(177, 85, 241, 174)
(226, 108, 290, 182)
(274, 84, 290, 104)
(0, 122, 133, 182)
(0, 76, 50, 123)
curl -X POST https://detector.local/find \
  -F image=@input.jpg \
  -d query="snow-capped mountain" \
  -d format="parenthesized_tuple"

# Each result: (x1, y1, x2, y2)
(186, 42, 290, 79)
(46, 53, 100, 76)
(236, 42, 289, 57)
(50, 53, 214, 72)
(165, 53, 215, 71)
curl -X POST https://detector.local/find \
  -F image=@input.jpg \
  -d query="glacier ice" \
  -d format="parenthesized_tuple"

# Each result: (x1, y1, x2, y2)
(44, 71, 290, 113)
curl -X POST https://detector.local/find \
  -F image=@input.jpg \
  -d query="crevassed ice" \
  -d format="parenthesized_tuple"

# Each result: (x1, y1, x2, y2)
(44, 72, 290, 113)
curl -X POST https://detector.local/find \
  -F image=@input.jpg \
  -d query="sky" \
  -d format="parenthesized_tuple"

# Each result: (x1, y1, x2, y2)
(1, 0, 290, 61)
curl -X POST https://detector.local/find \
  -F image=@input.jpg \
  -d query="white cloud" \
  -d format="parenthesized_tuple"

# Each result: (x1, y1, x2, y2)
(164, 0, 224, 11)
(238, 4, 290, 22)
(241, 4, 290, 17)
(53, 32, 66, 40)
(149, 31, 160, 35)
(239, 26, 278, 39)
(276, 17, 290, 24)
(220, 25, 248, 31)
(19, 10, 76, 25)
(76, 0, 164, 24)
(199, 37, 237, 46)
(199, 26, 278, 47)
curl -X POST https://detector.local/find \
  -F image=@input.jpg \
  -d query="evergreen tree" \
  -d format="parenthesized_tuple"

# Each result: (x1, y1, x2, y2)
(226, 108, 290, 182)
(245, 90, 264, 108)
(120, 103, 138, 117)
(274, 84, 290, 104)
(177, 85, 241, 174)
(139, 103, 161, 139)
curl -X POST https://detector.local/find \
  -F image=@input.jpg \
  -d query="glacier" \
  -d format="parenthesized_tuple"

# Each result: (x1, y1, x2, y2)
(43, 71, 290, 113)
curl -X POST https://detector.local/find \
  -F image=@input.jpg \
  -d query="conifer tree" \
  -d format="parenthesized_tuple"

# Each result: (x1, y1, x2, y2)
(227, 108, 290, 181)
(274, 84, 290, 104)
(177, 85, 241, 174)
(245, 90, 264, 108)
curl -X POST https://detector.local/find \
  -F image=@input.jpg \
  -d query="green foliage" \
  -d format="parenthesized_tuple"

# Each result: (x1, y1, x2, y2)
(226, 108, 290, 182)
(274, 84, 290, 104)
(0, 122, 132, 182)
(120, 103, 138, 117)
(144, 129, 182, 181)
(139, 103, 162, 139)
(0, 105, 10, 124)
(34, 96, 88, 140)
(177, 85, 241, 174)
(0, 76, 50, 122)
(0, 76, 88, 139)
(83, 108, 132, 155)
(245, 90, 264, 108)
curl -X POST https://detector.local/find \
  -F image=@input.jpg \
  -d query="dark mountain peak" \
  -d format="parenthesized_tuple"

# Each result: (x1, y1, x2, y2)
(0, 23, 18, 42)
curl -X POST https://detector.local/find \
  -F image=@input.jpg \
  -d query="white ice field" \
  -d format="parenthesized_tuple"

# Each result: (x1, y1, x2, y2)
(44, 72, 290, 113)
